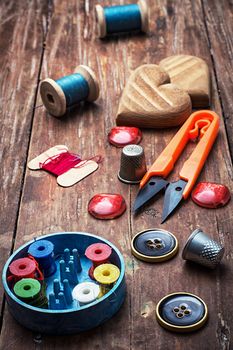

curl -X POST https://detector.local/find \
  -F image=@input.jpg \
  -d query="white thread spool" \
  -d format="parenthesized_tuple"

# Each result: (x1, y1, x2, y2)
(72, 282, 100, 306)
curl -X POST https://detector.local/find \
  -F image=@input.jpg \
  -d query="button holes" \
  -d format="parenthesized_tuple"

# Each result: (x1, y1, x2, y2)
(156, 243, 163, 249)
(175, 186, 182, 192)
(179, 303, 188, 310)
(177, 312, 184, 318)
(184, 309, 192, 316)
(149, 181, 156, 186)
(145, 239, 164, 250)
(173, 307, 179, 313)
(180, 305, 187, 310)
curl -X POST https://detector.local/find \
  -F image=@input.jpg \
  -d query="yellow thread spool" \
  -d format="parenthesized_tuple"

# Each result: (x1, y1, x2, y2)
(94, 263, 120, 296)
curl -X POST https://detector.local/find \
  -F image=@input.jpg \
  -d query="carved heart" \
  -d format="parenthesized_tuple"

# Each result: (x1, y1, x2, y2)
(159, 55, 210, 107)
(116, 64, 191, 128)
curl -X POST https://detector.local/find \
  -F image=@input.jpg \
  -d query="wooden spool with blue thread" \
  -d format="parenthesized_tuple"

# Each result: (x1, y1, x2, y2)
(95, 0, 149, 38)
(40, 65, 100, 117)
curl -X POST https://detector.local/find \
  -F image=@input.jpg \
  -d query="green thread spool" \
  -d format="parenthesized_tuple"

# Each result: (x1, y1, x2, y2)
(96, 0, 149, 38)
(40, 65, 99, 117)
(13, 278, 48, 308)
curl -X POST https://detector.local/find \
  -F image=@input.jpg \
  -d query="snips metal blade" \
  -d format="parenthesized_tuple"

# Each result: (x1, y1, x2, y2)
(161, 179, 187, 223)
(133, 176, 169, 212)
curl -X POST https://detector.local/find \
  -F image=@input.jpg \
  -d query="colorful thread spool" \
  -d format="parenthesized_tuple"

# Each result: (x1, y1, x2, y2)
(8, 257, 44, 284)
(13, 278, 48, 308)
(85, 243, 112, 279)
(72, 282, 100, 306)
(95, 0, 149, 38)
(28, 240, 57, 277)
(40, 65, 99, 117)
(93, 264, 120, 295)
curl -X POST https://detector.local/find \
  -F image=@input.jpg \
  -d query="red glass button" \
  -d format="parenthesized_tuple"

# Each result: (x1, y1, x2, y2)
(192, 182, 231, 209)
(108, 126, 142, 147)
(88, 194, 126, 219)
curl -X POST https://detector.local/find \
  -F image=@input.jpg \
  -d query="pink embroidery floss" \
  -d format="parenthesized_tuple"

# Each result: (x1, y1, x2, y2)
(40, 151, 103, 177)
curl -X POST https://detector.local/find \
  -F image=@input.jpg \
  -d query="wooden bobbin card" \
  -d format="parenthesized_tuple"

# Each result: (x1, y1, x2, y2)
(28, 145, 99, 188)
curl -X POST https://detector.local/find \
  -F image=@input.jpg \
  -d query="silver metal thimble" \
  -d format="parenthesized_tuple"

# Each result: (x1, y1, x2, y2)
(118, 144, 147, 184)
(182, 228, 224, 269)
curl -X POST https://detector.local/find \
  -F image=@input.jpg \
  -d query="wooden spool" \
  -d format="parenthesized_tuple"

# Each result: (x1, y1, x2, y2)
(40, 65, 99, 117)
(95, 0, 149, 38)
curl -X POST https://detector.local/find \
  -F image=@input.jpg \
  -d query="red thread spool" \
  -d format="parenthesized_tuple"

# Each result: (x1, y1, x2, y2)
(85, 243, 112, 280)
(8, 257, 44, 284)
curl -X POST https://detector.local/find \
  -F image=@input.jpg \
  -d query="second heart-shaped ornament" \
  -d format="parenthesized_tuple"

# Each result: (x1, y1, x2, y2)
(116, 64, 191, 128)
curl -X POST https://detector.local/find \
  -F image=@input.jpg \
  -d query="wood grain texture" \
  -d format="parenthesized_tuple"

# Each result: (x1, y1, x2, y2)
(116, 64, 192, 128)
(0, 0, 48, 313)
(159, 55, 211, 107)
(0, 0, 232, 349)
(201, 0, 233, 160)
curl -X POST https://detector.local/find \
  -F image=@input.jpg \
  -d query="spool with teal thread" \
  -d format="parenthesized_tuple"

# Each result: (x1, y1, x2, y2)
(96, 0, 149, 38)
(40, 65, 100, 117)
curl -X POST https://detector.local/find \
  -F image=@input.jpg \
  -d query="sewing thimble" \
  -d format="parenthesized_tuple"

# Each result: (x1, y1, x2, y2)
(118, 144, 147, 184)
(182, 228, 224, 269)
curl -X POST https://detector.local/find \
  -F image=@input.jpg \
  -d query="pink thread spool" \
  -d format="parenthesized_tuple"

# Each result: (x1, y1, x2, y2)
(85, 243, 112, 279)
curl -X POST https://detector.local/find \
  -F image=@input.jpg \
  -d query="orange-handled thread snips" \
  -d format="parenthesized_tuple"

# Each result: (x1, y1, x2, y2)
(133, 110, 220, 222)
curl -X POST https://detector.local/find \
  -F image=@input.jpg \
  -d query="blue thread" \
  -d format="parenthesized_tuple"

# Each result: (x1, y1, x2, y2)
(56, 73, 89, 107)
(28, 240, 57, 277)
(104, 4, 142, 34)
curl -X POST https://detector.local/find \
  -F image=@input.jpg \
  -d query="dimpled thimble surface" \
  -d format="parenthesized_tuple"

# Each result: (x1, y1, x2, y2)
(182, 228, 224, 269)
(118, 144, 147, 184)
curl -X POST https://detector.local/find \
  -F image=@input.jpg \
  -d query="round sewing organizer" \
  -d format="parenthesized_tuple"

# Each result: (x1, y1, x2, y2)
(2, 232, 126, 334)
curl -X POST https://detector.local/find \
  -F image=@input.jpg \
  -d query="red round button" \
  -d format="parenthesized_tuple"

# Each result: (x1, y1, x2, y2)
(88, 193, 126, 219)
(108, 126, 142, 147)
(192, 182, 231, 209)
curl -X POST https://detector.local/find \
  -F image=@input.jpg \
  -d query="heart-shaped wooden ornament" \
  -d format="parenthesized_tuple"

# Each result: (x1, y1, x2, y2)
(159, 55, 211, 107)
(116, 64, 192, 128)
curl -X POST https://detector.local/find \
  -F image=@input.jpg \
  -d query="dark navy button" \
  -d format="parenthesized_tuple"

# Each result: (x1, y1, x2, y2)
(156, 292, 208, 332)
(131, 229, 178, 262)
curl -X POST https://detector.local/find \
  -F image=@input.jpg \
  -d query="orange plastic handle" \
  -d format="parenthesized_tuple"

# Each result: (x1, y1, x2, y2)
(140, 110, 220, 198)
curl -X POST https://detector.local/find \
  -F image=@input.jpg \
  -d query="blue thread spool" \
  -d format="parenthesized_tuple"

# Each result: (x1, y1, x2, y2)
(28, 239, 57, 278)
(40, 65, 99, 117)
(96, 0, 149, 38)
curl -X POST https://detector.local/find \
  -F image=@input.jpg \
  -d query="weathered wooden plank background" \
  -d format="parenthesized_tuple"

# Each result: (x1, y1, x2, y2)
(0, 0, 232, 349)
